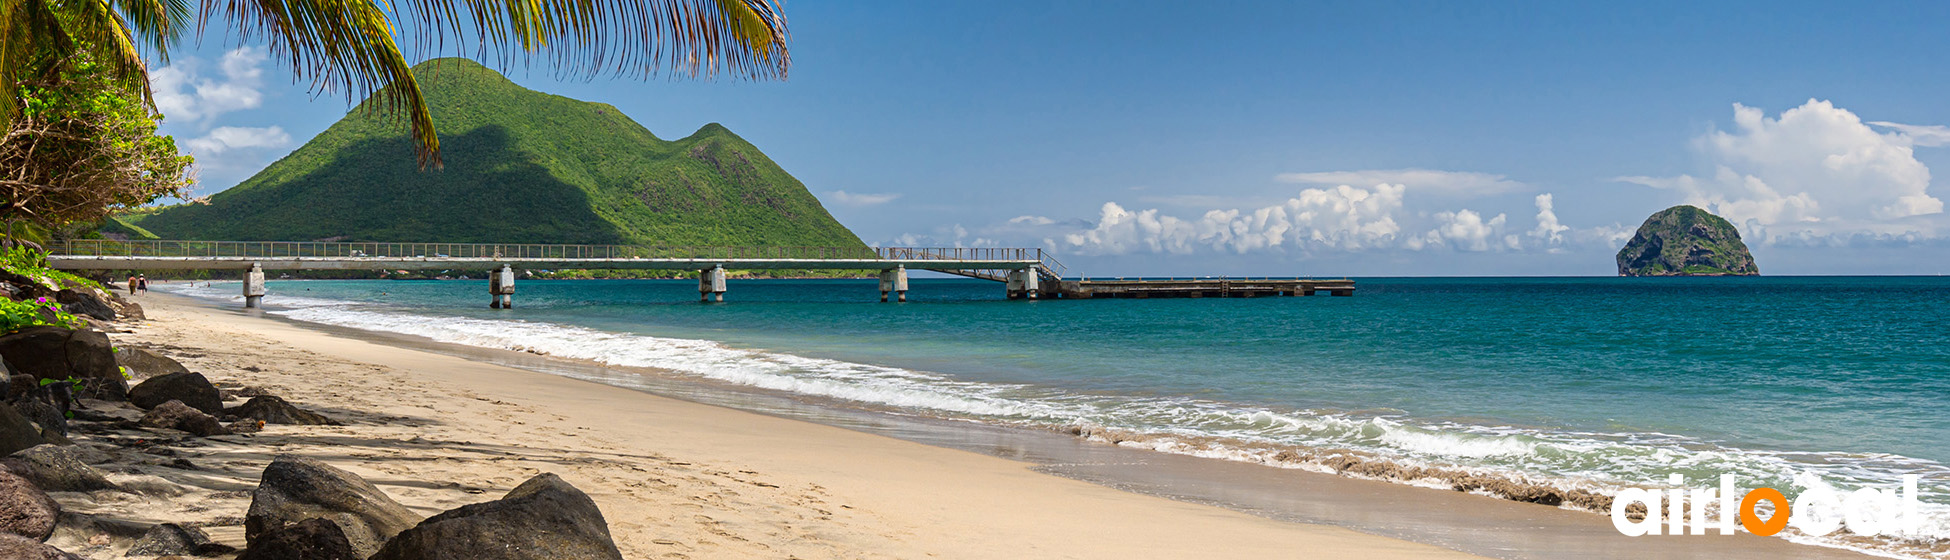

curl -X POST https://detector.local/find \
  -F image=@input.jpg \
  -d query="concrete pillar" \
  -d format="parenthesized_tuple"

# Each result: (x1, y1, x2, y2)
(699, 265, 726, 302)
(243, 263, 266, 308)
(878, 265, 908, 302)
(1006, 268, 1040, 300)
(489, 264, 516, 308)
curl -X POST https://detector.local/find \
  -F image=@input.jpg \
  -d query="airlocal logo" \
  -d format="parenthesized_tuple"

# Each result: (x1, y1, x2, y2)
(1612, 474, 1922, 537)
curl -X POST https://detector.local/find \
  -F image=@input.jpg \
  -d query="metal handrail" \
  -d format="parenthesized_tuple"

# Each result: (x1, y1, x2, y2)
(55, 240, 1069, 271)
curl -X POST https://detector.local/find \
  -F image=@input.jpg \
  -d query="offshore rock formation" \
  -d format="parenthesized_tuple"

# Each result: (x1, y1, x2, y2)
(1616, 205, 1759, 276)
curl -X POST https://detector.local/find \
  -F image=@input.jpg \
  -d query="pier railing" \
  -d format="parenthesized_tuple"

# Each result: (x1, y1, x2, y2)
(53, 239, 1066, 274)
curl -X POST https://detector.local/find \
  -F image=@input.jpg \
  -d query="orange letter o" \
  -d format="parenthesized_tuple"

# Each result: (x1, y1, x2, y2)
(1741, 488, 1791, 536)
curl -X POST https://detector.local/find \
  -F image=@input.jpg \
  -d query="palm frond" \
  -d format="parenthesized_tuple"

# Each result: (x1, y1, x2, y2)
(396, 0, 790, 81)
(205, 0, 438, 168)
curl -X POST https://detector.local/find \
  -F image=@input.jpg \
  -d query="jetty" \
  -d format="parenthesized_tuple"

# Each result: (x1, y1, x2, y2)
(48, 240, 1354, 307)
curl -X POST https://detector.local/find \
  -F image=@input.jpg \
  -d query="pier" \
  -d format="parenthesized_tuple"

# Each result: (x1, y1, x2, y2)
(47, 240, 1353, 307)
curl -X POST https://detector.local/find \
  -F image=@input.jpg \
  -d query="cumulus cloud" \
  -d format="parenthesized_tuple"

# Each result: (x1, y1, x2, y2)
(1405, 209, 1513, 252)
(184, 126, 291, 154)
(886, 223, 999, 248)
(150, 47, 268, 126)
(827, 190, 901, 206)
(1057, 184, 1407, 255)
(1619, 100, 1945, 243)
(1277, 169, 1525, 196)
(1529, 193, 1569, 244)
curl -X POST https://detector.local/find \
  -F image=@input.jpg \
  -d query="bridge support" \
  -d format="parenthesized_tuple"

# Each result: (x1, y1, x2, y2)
(699, 265, 726, 302)
(1006, 268, 1040, 300)
(243, 263, 266, 308)
(489, 264, 516, 308)
(879, 265, 908, 302)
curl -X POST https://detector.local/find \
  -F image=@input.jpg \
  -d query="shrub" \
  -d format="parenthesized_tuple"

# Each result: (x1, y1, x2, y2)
(0, 295, 84, 334)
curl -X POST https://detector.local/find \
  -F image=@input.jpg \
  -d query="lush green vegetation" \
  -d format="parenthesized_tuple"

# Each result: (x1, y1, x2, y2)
(1615, 205, 1759, 276)
(2, 246, 102, 291)
(130, 59, 863, 251)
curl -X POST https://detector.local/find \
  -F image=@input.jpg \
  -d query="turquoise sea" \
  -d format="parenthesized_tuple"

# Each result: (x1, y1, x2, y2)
(168, 276, 1950, 556)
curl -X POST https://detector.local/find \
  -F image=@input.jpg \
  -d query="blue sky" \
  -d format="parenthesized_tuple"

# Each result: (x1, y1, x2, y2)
(148, 1, 1950, 275)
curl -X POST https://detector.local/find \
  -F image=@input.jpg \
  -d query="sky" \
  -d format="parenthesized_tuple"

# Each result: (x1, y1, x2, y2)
(144, 1, 1950, 276)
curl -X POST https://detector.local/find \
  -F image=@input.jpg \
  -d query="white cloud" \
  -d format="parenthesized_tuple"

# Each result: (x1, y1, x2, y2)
(150, 47, 269, 127)
(1869, 121, 1950, 148)
(1620, 100, 1945, 243)
(1277, 169, 1525, 196)
(1529, 193, 1569, 244)
(827, 190, 901, 206)
(1008, 215, 1055, 226)
(1406, 209, 1511, 252)
(185, 126, 292, 154)
(1057, 184, 1407, 256)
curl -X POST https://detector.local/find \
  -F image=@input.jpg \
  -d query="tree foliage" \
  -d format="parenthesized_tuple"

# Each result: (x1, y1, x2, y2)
(1, 54, 192, 239)
(3, 0, 791, 167)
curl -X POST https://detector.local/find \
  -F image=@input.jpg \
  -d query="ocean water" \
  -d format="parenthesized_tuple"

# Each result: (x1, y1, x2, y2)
(165, 276, 1950, 557)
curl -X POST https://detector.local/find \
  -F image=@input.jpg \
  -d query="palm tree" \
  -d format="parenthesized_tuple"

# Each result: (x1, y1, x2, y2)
(1, 0, 788, 168)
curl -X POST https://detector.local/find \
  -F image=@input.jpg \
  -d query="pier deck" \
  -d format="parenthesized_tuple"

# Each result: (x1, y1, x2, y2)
(47, 240, 1354, 305)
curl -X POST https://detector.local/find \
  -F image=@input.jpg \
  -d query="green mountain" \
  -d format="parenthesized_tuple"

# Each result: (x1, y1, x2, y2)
(130, 58, 863, 248)
(1615, 205, 1759, 276)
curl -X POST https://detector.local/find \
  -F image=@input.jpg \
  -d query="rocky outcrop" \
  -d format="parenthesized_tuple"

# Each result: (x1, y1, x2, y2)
(370, 473, 623, 560)
(0, 403, 45, 456)
(0, 533, 81, 559)
(0, 469, 57, 541)
(227, 396, 339, 426)
(0, 445, 115, 492)
(129, 371, 222, 414)
(139, 400, 231, 437)
(125, 523, 235, 557)
(53, 290, 113, 322)
(246, 456, 419, 558)
(0, 327, 127, 401)
(115, 348, 188, 379)
(237, 518, 360, 560)
(1616, 205, 1759, 276)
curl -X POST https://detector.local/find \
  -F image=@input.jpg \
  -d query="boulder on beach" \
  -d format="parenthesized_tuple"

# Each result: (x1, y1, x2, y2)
(125, 522, 235, 557)
(246, 456, 420, 558)
(0, 444, 116, 492)
(0, 327, 127, 401)
(8, 398, 64, 438)
(115, 347, 189, 379)
(0, 469, 57, 541)
(0, 533, 81, 559)
(140, 400, 231, 437)
(0, 403, 44, 456)
(53, 289, 114, 322)
(226, 396, 339, 426)
(370, 473, 624, 560)
(236, 518, 360, 560)
(129, 371, 223, 414)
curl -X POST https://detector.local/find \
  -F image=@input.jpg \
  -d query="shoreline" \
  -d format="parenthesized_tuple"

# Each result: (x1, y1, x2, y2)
(89, 292, 1476, 558)
(135, 290, 1884, 559)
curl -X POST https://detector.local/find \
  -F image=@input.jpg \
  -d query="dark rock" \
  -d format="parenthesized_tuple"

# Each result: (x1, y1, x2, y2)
(1616, 205, 1760, 276)
(0, 327, 127, 401)
(236, 518, 358, 560)
(129, 372, 222, 414)
(0, 533, 82, 559)
(371, 473, 623, 560)
(53, 290, 113, 322)
(0, 444, 116, 492)
(10, 398, 65, 437)
(0, 469, 57, 541)
(246, 456, 419, 558)
(115, 348, 188, 379)
(226, 396, 338, 426)
(0, 402, 43, 456)
(5, 375, 33, 401)
(0, 270, 53, 301)
(125, 522, 235, 557)
(140, 401, 230, 437)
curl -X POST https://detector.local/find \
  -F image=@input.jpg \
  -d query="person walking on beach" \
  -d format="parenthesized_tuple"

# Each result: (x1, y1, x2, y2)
(126, 275, 137, 294)
(136, 275, 148, 293)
